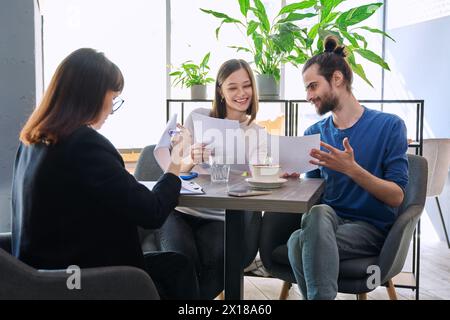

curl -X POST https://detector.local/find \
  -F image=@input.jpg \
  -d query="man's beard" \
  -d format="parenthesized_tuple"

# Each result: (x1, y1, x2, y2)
(314, 92, 339, 116)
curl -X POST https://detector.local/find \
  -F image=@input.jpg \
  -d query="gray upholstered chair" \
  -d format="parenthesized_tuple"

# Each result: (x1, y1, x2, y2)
(423, 138, 450, 248)
(0, 232, 159, 300)
(134, 145, 164, 252)
(259, 154, 427, 300)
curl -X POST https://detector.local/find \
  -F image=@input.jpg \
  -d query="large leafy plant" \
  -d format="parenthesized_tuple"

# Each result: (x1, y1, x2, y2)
(169, 52, 215, 88)
(201, 0, 394, 87)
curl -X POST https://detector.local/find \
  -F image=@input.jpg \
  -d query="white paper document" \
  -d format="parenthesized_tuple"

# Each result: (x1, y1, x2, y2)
(268, 134, 320, 174)
(191, 112, 240, 164)
(139, 180, 204, 195)
(154, 113, 178, 172)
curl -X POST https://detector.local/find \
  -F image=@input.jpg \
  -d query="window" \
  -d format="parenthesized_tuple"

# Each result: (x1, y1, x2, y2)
(41, 0, 166, 148)
(170, 0, 284, 132)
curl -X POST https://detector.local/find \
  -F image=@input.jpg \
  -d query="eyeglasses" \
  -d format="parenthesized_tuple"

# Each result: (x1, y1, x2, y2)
(111, 97, 125, 114)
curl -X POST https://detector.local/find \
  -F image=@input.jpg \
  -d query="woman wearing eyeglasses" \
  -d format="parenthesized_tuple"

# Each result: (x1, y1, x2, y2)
(12, 48, 198, 299)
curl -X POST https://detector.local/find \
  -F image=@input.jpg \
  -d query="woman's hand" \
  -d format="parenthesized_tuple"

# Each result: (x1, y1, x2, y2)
(190, 143, 213, 165)
(170, 124, 192, 166)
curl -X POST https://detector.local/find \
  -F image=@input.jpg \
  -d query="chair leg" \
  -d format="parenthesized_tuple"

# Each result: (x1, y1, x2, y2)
(386, 279, 398, 300)
(357, 293, 368, 300)
(436, 197, 450, 249)
(279, 281, 292, 300)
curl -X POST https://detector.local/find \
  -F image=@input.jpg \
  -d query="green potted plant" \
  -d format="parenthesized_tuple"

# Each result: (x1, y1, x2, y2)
(169, 52, 215, 99)
(201, 0, 393, 97)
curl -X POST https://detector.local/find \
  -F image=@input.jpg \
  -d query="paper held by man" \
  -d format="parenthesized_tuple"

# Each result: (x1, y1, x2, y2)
(153, 112, 320, 175)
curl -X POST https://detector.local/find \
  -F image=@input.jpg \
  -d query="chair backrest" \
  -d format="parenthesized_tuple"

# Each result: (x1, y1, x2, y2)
(0, 247, 159, 299)
(397, 154, 428, 215)
(380, 154, 427, 282)
(133, 145, 164, 248)
(134, 145, 163, 181)
(423, 138, 450, 197)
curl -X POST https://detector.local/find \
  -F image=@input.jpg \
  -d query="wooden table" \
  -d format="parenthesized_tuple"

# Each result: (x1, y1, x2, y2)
(178, 174, 325, 300)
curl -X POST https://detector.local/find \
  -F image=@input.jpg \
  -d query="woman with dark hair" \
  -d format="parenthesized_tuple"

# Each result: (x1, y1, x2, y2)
(12, 48, 198, 299)
(157, 59, 267, 299)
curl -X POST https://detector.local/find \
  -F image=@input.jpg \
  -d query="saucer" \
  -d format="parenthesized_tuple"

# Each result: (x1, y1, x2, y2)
(245, 178, 287, 189)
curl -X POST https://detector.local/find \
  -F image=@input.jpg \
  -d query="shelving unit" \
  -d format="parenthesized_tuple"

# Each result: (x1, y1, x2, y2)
(166, 99, 291, 135)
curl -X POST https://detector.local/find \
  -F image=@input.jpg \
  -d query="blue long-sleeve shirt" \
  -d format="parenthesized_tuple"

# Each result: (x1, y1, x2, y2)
(305, 106, 409, 233)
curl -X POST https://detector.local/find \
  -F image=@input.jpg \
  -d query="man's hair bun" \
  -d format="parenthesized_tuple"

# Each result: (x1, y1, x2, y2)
(324, 36, 347, 58)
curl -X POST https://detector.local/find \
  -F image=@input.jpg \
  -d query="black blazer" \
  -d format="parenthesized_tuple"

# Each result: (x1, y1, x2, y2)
(11, 126, 181, 271)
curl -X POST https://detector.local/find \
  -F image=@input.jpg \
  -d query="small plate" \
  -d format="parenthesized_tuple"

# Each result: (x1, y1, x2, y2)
(245, 178, 287, 189)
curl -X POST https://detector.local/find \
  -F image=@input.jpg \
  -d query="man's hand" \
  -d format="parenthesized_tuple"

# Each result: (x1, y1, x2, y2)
(310, 137, 404, 207)
(281, 172, 300, 179)
(309, 138, 359, 175)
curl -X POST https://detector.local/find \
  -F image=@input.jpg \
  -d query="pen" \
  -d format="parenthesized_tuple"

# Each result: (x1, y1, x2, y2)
(168, 129, 181, 137)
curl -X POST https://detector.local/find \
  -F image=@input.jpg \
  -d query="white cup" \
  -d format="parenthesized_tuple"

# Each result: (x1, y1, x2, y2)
(250, 164, 281, 182)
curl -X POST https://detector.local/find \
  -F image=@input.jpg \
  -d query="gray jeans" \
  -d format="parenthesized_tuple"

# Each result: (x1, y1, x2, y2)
(287, 204, 386, 300)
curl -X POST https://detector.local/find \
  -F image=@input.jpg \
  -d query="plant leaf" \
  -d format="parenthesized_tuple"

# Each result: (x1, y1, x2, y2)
(354, 48, 390, 70)
(336, 3, 382, 28)
(183, 63, 200, 70)
(215, 21, 224, 39)
(252, 32, 263, 54)
(320, 0, 347, 21)
(239, 0, 250, 17)
(352, 32, 368, 49)
(200, 52, 210, 69)
(340, 29, 359, 48)
(277, 13, 317, 24)
(278, 0, 317, 16)
(252, 0, 270, 33)
(272, 28, 295, 53)
(320, 0, 332, 22)
(319, 29, 342, 41)
(308, 22, 320, 41)
(322, 11, 339, 24)
(199, 8, 241, 23)
(247, 20, 259, 36)
(358, 26, 395, 42)
(331, 0, 347, 9)
(228, 45, 252, 53)
(347, 51, 374, 87)
(169, 71, 182, 76)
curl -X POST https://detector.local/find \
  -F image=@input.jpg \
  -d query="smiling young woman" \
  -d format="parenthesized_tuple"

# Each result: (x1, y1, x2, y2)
(157, 59, 267, 299)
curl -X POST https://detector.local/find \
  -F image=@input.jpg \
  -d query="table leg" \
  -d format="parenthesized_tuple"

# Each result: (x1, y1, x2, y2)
(224, 209, 244, 300)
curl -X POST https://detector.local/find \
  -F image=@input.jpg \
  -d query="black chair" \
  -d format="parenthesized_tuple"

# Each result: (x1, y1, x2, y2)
(259, 154, 427, 299)
(0, 232, 159, 300)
